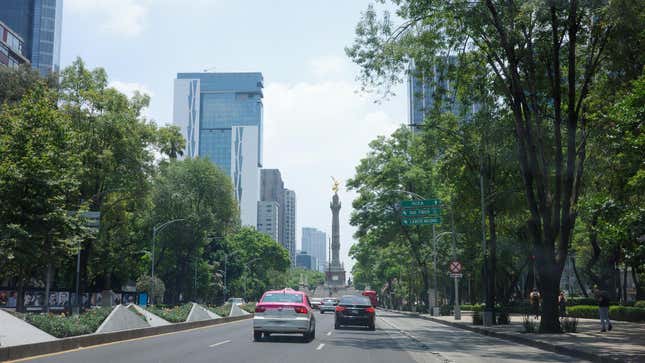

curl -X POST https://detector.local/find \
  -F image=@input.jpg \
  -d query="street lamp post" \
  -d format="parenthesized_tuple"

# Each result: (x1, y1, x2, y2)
(151, 218, 185, 305)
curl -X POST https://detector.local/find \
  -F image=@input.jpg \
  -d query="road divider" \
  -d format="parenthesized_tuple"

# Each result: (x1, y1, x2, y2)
(0, 313, 252, 362)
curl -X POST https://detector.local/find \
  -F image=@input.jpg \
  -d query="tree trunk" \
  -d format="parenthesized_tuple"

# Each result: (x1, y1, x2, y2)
(16, 278, 26, 313)
(420, 267, 430, 312)
(571, 255, 588, 297)
(632, 265, 642, 300)
(622, 266, 628, 304)
(487, 208, 497, 323)
(44, 262, 53, 313)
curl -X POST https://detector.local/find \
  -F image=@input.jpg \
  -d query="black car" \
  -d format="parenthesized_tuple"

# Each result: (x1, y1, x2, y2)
(334, 295, 375, 330)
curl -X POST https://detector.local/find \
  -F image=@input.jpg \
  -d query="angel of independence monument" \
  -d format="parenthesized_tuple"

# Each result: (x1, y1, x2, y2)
(326, 178, 346, 289)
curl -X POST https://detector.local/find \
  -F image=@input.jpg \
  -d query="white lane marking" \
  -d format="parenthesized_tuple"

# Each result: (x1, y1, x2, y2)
(326, 331, 332, 336)
(209, 339, 231, 347)
(316, 343, 325, 350)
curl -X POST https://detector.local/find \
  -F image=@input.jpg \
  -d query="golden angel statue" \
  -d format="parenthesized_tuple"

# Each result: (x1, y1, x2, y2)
(331, 176, 341, 194)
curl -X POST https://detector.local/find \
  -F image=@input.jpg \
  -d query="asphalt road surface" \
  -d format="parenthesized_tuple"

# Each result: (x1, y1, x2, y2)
(13, 310, 587, 363)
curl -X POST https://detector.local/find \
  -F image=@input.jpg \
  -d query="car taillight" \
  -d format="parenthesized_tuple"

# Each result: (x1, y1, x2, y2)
(335, 306, 346, 312)
(365, 307, 375, 314)
(294, 306, 308, 314)
(255, 306, 266, 313)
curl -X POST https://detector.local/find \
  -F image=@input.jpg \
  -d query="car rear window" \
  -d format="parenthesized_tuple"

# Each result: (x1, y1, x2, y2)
(339, 295, 371, 305)
(261, 293, 303, 303)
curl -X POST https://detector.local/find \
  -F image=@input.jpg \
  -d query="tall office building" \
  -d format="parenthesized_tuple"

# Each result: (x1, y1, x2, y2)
(301, 227, 327, 272)
(257, 201, 279, 241)
(260, 169, 285, 245)
(0, 0, 63, 75)
(295, 251, 316, 271)
(283, 189, 296, 266)
(0, 21, 30, 68)
(173, 72, 263, 227)
(408, 58, 480, 132)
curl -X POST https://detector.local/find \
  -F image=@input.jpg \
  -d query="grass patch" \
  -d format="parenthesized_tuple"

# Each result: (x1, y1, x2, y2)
(16, 307, 112, 338)
(128, 305, 147, 322)
(146, 303, 192, 323)
(208, 303, 231, 317)
(240, 302, 256, 314)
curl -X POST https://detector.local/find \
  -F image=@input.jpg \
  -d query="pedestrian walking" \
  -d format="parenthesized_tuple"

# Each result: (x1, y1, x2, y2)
(529, 288, 540, 319)
(596, 289, 612, 332)
(558, 291, 567, 317)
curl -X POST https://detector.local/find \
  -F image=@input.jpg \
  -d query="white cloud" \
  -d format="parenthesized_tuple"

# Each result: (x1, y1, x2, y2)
(263, 80, 403, 271)
(308, 55, 348, 79)
(66, 0, 150, 37)
(109, 81, 153, 98)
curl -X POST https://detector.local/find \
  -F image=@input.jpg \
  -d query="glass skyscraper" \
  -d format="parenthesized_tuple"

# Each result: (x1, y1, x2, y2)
(173, 72, 263, 227)
(0, 0, 63, 75)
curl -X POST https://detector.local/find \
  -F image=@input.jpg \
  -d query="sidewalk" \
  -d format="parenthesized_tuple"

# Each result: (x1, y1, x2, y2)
(386, 309, 645, 363)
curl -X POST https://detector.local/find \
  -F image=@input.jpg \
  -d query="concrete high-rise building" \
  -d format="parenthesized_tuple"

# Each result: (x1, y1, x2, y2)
(0, 0, 63, 75)
(260, 169, 285, 245)
(0, 21, 30, 68)
(257, 201, 279, 241)
(302, 227, 327, 272)
(173, 72, 263, 227)
(408, 58, 480, 132)
(283, 189, 296, 266)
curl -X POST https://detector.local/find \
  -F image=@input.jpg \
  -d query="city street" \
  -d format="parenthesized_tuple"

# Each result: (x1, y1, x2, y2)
(15, 310, 586, 363)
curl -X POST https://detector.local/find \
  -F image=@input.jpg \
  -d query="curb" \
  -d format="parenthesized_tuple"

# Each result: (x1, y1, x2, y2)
(380, 309, 629, 363)
(0, 314, 252, 362)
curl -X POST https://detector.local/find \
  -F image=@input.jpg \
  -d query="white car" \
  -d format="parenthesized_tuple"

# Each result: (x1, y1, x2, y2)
(226, 297, 245, 305)
(310, 297, 322, 309)
(319, 298, 338, 314)
(253, 289, 316, 342)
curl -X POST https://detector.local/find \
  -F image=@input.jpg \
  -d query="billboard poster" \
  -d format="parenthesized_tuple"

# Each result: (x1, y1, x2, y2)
(48, 292, 59, 307)
(58, 292, 69, 308)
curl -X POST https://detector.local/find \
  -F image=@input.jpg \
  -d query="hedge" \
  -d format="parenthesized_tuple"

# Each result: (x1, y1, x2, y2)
(146, 303, 192, 323)
(634, 300, 645, 309)
(16, 307, 112, 338)
(208, 303, 231, 317)
(567, 305, 645, 322)
(240, 302, 256, 314)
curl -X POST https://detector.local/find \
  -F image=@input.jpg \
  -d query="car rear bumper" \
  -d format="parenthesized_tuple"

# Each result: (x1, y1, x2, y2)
(335, 315, 374, 326)
(253, 316, 310, 333)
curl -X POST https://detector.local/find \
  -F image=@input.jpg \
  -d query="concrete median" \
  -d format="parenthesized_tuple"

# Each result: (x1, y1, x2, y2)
(0, 314, 252, 362)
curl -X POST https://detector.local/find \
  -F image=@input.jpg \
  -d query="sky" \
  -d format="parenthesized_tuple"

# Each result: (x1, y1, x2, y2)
(61, 0, 408, 273)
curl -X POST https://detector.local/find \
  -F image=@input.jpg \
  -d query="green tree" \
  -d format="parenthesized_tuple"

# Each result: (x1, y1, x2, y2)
(58, 58, 158, 292)
(221, 227, 291, 301)
(348, 0, 620, 333)
(151, 158, 238, 304)
(0, 84, 85, 312)
(157, 125, 186, 160)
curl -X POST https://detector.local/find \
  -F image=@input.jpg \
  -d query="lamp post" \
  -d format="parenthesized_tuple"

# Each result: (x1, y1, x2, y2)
(151, 218, 185, 304)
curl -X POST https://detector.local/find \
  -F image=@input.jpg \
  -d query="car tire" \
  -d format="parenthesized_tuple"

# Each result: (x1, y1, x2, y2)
(253, 331, 262, 341)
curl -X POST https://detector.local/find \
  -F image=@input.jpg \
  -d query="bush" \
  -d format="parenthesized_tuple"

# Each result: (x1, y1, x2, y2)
(146, 303, 192, 323)
(567, 305, 645, 322)
(561, 317, 578, 333)
(567, 297, 597, 306)
(21, 307, 112, 338)
(439, 304, 451, 316)
(136, 275, 165, 304)
(497, 309, 510, 325)
(208, 303, 231, 317)
(472, 310, 483, 325)
(634, 300, 645, 309)
(240, 302, 256, 314)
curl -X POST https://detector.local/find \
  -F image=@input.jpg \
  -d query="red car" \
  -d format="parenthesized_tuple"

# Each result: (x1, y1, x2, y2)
(362, 290, 377, 307)
(253, 288, 316, 342)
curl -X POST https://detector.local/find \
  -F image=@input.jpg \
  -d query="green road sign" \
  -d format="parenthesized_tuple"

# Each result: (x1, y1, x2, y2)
(400, 199, 441, 208)
(401, 207, 442, 217)
(401, 216, 442, 225)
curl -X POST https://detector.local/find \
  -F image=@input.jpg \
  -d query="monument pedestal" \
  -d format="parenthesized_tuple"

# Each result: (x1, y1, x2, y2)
(325, 267, 346, 288)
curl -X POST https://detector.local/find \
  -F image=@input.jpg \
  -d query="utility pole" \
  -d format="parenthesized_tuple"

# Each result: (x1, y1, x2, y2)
(432, 224, 438, 315)
(451, 201, 461, 320)
(480, 155, 492, 326)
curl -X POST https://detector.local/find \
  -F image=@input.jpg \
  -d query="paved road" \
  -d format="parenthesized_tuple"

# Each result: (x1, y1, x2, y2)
(14, 310, 587, 363)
